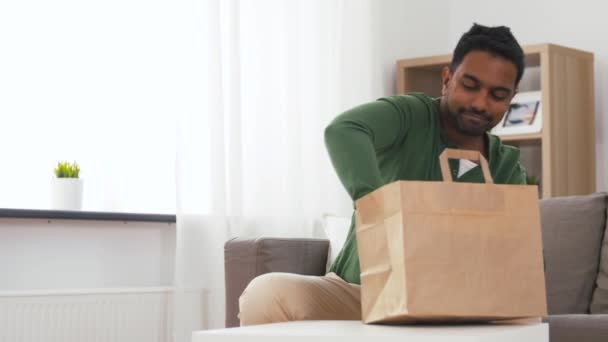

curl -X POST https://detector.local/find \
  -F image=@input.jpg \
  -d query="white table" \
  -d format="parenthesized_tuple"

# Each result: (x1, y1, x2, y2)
(193, 320, 549, 342)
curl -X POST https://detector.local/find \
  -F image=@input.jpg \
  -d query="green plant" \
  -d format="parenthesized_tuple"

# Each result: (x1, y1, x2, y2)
(526, 175, 540, 185)
(54, 161, 80, 178)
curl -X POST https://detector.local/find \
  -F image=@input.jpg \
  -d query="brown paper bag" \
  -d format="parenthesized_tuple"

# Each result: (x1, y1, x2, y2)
(355, 148, 547, 324)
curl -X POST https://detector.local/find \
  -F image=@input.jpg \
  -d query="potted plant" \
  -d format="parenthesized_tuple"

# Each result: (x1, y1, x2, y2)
(527, 175, 542, 198)
(51, 161, 83, 210)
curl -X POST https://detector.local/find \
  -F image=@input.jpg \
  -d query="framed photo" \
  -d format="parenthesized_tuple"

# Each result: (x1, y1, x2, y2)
(491, 90, 542, 136)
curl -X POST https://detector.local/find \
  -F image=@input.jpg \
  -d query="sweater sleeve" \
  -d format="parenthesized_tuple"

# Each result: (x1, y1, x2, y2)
(324, 99, 408, 201)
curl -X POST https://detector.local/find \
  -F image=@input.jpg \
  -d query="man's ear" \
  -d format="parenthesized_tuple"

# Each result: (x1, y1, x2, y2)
(441, 66, 452, 96)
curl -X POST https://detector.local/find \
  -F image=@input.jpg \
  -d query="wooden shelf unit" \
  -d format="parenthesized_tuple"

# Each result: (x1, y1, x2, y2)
(396, 44, 596, 198)
(499, 133, 542, 143)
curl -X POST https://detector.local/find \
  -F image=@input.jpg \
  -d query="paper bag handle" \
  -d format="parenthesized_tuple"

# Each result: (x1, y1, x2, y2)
(439, 148, 494, 184)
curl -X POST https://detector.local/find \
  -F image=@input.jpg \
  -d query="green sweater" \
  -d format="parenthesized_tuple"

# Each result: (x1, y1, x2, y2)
(324, 93, 527, 285)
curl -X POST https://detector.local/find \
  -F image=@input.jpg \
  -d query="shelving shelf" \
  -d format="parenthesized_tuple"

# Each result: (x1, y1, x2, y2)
(500, 133, 542, 143)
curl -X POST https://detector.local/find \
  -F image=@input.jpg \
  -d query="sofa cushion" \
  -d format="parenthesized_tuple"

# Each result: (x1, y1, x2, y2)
(540, 193, 606, 314)
(543, 314, 608, 342)
(321, 214, 351, 271)
(224, 237, 329, 327)
(590, 199, 608, 313)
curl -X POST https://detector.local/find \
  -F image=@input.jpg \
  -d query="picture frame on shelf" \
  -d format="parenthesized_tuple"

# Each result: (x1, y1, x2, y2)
(492, 90, 542, 136)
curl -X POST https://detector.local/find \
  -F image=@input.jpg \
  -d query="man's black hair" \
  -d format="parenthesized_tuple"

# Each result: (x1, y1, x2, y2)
(450, 23, 525, 86)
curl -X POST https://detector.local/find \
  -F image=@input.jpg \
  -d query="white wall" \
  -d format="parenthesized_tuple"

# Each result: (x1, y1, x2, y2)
(371, 0, 450, 96)
(448, 0, 608, 192)
(336, 0, 450, 111)
(0, 219, 175, 291)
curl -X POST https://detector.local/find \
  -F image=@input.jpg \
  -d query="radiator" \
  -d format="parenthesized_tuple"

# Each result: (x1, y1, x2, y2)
(0, 287, 173, 342)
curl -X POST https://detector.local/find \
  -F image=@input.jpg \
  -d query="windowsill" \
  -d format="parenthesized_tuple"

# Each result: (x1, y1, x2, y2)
(0, 208, 176, 223)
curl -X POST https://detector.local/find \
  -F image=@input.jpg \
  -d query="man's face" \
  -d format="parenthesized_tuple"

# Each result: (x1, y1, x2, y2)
(441, 50, 518, 136)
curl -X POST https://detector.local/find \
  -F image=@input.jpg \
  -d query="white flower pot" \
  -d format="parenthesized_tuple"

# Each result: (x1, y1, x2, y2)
(51, 178, 83, 210)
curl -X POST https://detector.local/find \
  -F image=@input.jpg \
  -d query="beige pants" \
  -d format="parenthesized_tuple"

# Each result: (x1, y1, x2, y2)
(238, 272, 361, 326)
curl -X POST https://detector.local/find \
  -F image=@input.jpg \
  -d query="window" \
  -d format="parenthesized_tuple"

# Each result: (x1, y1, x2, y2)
(0, 0, 203, 213)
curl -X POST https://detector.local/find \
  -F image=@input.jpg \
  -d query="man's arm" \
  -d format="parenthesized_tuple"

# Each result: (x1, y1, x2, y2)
(324, 99, 409, 201)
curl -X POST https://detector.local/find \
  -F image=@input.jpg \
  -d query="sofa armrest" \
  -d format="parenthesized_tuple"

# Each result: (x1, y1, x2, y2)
(544, 314, 608, 342)
(224, 237, 329, 327)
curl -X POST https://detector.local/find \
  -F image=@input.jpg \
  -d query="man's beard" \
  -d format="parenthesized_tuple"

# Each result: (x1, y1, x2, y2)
(450, 107, 494, 137)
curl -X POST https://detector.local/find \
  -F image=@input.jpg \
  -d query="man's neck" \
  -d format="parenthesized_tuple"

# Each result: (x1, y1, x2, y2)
(439, 98, 488, 158)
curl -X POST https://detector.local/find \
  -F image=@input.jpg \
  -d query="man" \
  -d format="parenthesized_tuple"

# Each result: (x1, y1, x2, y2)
(239, 23, 527, 326)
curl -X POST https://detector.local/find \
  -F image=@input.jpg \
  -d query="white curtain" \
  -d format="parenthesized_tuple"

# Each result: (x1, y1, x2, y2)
(173, 0, 378, 340)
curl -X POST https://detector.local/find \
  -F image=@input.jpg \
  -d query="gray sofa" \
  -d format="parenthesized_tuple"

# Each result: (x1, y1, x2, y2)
(224, 193, 608, 342)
